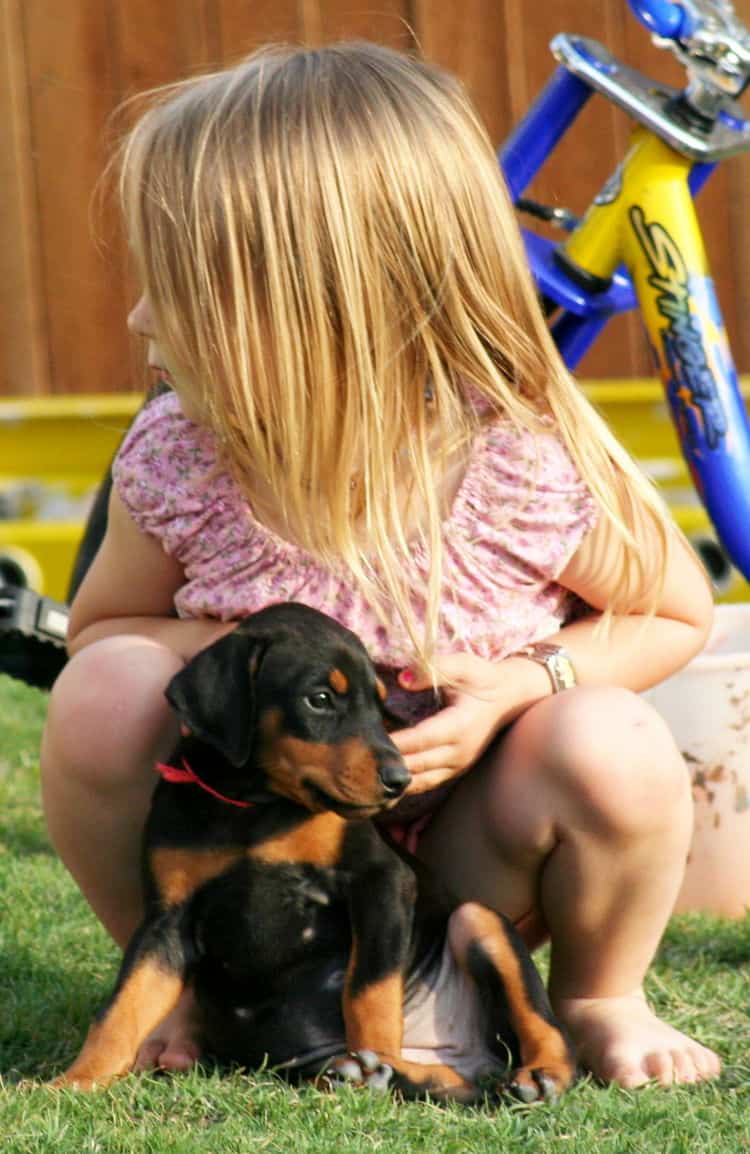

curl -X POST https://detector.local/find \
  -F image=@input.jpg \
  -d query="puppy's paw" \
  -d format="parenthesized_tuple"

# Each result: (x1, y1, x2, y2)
(319, 1049, 394, 1092)
(504, 1060, 576, 1105)
(48, 1072, 104, 1091)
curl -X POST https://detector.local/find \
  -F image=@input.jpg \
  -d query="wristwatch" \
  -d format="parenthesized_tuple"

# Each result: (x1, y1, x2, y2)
(514, 642, 577, 694)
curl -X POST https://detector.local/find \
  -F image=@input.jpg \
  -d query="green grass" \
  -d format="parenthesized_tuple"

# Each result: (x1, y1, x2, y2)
(1, 672, 749, 1153)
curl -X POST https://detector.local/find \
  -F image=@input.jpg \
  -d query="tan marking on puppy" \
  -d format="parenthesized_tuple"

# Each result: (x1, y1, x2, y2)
(257, 709, 382, 809)
(248, 811, 347, 866)
(278, 734, 380, 804)
(452, 903, 575, 1088)
(344, 954, 404, 1054)
(375, 678, 387, 703)
(329, 668, 349, 694)
(150, 847, 244, 906)
(52, 961, 184, 1089)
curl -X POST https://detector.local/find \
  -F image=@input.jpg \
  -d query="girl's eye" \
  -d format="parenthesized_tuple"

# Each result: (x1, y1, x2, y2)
(304, 691, 335, 713)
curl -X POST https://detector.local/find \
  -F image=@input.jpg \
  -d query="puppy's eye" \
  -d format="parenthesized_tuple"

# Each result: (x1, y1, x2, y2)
(304, 691, 335, 713)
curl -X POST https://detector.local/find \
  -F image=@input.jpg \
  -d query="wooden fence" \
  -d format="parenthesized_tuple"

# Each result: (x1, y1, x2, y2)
(2, 0, 750, 395)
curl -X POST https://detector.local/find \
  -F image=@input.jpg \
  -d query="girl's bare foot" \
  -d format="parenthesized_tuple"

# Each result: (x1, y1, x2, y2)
(133, 987, 202, 1072)
(555, 990, 721, 1088)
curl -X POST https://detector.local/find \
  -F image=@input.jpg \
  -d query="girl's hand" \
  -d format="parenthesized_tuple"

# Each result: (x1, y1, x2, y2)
(390, 652, 550, 796)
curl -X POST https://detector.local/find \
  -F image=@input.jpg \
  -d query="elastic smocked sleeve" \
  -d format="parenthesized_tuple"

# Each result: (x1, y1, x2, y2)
(459, 420, 600, 586)
(111, 391, 225, 561)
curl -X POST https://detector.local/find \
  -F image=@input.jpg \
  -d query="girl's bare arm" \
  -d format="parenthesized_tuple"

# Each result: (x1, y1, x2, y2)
(67, 489, 235, 660)
(555, 512, 713, 690)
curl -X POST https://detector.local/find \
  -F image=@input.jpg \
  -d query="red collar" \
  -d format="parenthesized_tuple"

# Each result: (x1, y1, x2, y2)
(155, 757, 254, 809)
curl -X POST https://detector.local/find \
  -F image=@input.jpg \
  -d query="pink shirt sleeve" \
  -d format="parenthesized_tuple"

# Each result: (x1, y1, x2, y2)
(111, 391, 236, 560)
(457, 419, 599, 586)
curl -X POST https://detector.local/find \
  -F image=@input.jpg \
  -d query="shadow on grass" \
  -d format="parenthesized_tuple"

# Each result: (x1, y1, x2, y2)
(0, 819, 55, 858)
(0, 941, 112, 1083)
(660, 912, 750, 967)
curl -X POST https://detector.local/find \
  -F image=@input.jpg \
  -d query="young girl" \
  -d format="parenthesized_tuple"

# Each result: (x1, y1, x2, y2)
(41, 41, 721, 1089)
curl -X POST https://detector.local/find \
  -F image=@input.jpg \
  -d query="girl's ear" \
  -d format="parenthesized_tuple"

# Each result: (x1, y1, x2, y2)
(165, 630, 263, 767)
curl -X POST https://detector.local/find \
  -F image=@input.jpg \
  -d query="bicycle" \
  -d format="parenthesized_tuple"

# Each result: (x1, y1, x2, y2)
(501, 0, 750, 581)
(3, 0, 750, 687)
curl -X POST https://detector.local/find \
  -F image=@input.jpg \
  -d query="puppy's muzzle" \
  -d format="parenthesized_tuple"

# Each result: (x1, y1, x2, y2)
(378, 759, 411, 799)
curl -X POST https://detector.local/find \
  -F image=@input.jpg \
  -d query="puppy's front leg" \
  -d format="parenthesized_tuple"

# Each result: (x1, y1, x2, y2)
(330, 862, 477, 1102)
(52, 908, 189, 1089)
(341, 863, 410, 1058)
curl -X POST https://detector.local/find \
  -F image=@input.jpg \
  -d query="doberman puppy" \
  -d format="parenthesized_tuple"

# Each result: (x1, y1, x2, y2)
(53, 602, 576, 1102)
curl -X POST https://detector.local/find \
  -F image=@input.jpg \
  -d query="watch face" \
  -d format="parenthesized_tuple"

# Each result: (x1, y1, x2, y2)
(549, 654, 576, 690)
(516, 644, 576, 691)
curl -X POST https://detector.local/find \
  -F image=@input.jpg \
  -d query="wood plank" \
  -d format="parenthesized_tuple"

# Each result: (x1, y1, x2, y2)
(0, 0, 49, 395)
(216, 0, 302, 59)
(314, 0, 412, 49)
(413, 0, 514, 146)
(23, 0, 130, 394)
(116, 0, 221, 92)
(216, 0, 412, 60)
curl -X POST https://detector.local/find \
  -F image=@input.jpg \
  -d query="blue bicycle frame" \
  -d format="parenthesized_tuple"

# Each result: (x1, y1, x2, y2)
(500, 0, 750, 580)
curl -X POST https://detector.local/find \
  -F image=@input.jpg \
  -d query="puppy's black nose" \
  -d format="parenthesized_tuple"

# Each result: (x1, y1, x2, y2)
(379, 760, 411, 798)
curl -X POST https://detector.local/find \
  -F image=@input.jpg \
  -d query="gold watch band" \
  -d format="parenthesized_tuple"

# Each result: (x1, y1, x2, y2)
(514, 642, 577, 694)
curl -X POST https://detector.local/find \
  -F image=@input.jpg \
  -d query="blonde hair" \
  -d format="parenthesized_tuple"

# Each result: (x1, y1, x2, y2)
(119, 41, 672, 667)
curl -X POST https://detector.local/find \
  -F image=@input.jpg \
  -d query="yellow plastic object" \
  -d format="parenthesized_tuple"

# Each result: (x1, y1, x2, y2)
(583, 379, 692, 468)
(0, 393, 142, 600)
(0, 393, 141, 485)
(0, 523, 81, 601)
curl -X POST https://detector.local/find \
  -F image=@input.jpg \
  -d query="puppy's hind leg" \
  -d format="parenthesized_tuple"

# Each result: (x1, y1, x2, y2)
(52, 909, 190, 1090)
(448, 902, 576, 1103)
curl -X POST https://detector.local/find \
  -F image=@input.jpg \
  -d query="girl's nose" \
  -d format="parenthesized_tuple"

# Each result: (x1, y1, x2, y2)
(127, 295, 155, 338)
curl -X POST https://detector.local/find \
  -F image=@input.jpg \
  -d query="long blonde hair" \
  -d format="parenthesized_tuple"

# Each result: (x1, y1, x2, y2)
(119, 41, 671, 666)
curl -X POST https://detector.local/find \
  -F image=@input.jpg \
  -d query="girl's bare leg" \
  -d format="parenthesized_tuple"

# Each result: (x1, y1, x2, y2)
(417, 686, 721, 1088)
(41, 636, 198, 1071)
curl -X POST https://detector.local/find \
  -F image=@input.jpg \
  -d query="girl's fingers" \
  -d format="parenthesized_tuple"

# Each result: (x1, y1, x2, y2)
(401, 745, 458, 778)
(402, 760, 463, 795)
(390, 708, 464, 755)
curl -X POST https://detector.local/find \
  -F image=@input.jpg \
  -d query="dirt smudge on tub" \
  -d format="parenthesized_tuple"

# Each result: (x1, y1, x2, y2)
(734, 785, 749, 813)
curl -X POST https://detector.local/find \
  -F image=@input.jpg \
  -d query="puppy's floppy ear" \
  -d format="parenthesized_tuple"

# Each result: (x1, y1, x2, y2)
(165, 630, 264, 767)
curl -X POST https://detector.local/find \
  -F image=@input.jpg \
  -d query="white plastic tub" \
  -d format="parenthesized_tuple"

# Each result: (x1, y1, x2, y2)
(643, 603, 750, 918)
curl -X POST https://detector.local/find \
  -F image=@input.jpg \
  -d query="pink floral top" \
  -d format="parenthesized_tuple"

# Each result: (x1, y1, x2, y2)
(112, 391, 598, 668)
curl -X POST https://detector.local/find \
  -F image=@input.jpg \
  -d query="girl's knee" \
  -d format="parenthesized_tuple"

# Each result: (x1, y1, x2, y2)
(507, 686, 691, 840)
(42, 637, 182, 788)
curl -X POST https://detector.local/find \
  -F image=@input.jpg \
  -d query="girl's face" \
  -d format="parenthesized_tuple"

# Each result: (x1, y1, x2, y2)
(127, 294, 201, 421)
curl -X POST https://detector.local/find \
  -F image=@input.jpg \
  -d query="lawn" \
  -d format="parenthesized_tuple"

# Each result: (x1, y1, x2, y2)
(0, 672, 748, 1154)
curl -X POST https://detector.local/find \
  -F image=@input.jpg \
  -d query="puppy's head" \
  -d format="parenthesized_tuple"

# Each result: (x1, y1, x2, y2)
(166, 603, 411, 818)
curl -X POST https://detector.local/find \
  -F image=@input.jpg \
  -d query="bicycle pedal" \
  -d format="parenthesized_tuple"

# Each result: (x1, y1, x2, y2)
(0, 583, 69, 690)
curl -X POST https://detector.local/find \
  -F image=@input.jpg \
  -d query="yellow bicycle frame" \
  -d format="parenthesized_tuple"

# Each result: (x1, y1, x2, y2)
(561, 130, 731, 463)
